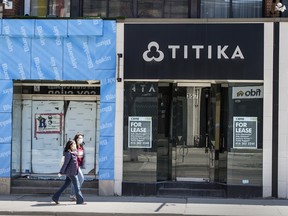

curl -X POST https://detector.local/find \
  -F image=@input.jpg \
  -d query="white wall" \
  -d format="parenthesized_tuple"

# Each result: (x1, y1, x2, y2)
(263, 22, 274, 198)
(278, 22, 288, 198)
(114, 22, 124, 196)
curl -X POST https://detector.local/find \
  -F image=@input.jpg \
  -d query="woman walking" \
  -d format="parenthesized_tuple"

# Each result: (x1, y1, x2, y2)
(52, 140, 85, 205)
(69, 133, 86, 201)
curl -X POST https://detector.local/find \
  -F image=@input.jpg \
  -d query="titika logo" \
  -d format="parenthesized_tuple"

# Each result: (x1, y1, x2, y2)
(143, 41, 164, 62)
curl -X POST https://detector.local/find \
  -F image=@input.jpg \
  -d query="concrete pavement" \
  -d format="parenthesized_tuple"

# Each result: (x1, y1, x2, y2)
(0, 194, 288, 216)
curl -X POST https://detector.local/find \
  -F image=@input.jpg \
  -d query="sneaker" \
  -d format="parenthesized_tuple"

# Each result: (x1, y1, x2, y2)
(77, 202, 87, 205)
(69, 195, 77, 201)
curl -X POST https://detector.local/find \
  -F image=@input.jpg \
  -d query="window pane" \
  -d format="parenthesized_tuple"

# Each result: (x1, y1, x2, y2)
(164, 0, 188, 18)
(232, 0, 262, 18)
(123, 82, 158, 182)
(109, 0, 134, 18)
(201, 0, 229, 18)
(137, 0, 163, 18)
(83, 0, 106, 17)
(30, 0, 47, 17)
(48, 0, 70, 17)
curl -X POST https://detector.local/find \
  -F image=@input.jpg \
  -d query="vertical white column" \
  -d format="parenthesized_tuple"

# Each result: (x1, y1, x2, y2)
(278, 22, 288, 198)
(24, 0, 31, 16)
(114, 22, 124, 196)
(263, 22, 274, 198)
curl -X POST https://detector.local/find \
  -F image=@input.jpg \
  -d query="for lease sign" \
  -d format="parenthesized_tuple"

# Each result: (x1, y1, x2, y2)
(233, 116, 257, 149)
(128, 116, 152, 148)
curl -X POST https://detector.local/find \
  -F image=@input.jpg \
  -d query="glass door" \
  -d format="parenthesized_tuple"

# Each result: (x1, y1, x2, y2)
(171, 84, 215, 182)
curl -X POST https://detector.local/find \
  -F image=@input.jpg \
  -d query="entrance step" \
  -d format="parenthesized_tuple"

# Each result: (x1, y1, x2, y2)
(157, 181, 226, 198)
(11, 177, 98, 195)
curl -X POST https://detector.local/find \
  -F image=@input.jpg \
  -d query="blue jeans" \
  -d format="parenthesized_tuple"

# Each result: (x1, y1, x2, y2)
(71, 167, 84, 196)
(52, 174, 84, 204)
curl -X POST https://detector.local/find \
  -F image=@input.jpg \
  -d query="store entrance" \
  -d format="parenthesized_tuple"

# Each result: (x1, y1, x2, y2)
(31, 100, 97, 175)
(157, 83, 222, 183)
(11, 81, 100, 178)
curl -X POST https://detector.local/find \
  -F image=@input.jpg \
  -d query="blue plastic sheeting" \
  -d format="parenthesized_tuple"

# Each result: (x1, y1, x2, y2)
(0, 37, 31, 80)
(100, 102, 115, 136)
(0, 113, 12, 144)
(1, 19, 103, 37)
(68, 19, 103, 36)
(0, 19, 116, 181)
(35, 19, 68, 37)
(100, 75, 116, 103)
(98, 168, 114, 180)
(0, 80, 13, 113)
(0, 144, 11, 177)
(63, 37, 95, 80)
(31, 38, 63, 80)
(2, 19, 35, 37)
(99, 136, 115, 169)
(94, 21, 116, 70)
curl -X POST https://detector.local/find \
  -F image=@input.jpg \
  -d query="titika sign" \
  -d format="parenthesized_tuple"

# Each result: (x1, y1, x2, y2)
(124, 23, 264, 80)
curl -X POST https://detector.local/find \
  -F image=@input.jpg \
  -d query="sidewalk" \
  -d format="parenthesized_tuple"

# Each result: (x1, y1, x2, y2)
(0, 194, 288, 216)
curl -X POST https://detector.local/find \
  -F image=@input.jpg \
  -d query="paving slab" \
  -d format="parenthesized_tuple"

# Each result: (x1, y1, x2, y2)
(0, 195, 288, 216)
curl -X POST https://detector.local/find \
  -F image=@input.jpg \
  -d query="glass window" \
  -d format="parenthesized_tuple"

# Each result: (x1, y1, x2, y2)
(30, 0, 70, 17)
(201, 0, 230, 18)
(226, 84, 263, 186)
(123, 82, 158, 182)
(47, 0, 70, 17)
(30, 0, 47, 17)
(83, 0, 106, 17)
(163, 0, 188, 18)
(109, 0, 134, 18)
(201, 0, 262, 18)
(276, 0, 287, 17)
(137, 0, 164, 18)
(232, 0, 262, 18)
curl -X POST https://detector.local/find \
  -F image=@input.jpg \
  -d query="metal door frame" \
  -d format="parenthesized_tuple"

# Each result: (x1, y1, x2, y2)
(171, 82, 215, 182)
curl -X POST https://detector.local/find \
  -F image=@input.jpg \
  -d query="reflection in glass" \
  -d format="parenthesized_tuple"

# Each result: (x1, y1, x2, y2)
(232, 0, 262, 17)
(163, 0, 188, 18)
(47, 0, 70, 17)
(137, 0, 163, 18)
(30, 0, 47, 16)
(123, 82, 158, 182)
(201, 0, 262, 18)
(201, 0, 229, 18)
(109, 0, 134, 17)
(83, 0, 106, 17)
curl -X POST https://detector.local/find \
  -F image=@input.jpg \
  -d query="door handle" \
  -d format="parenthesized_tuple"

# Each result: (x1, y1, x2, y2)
(205, 134, 209, 153)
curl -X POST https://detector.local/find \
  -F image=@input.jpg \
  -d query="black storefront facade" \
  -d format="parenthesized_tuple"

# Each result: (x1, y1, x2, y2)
(120, 21, 272, 198)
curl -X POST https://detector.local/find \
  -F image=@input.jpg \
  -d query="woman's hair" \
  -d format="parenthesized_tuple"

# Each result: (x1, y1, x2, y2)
(73, 133, 84, 143)
(64, 140, 76, 152)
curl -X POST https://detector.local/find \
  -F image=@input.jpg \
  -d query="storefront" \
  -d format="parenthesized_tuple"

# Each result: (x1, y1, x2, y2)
(0, 18, 117, 195)
(120, 21, 274, 198)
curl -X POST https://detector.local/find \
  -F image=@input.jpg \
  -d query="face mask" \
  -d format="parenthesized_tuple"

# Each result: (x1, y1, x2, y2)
(78, 138, 83, 144)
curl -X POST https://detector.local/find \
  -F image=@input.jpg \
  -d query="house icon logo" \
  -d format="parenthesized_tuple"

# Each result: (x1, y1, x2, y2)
(237, 91, 245, 97)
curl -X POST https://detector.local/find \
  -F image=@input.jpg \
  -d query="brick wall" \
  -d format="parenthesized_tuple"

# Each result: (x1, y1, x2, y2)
(3, 0, 22, 17)
(264, 0, 282, 17)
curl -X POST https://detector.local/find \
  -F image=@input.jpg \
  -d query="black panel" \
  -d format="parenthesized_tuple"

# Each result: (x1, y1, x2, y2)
(124, 24, 264, 80)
